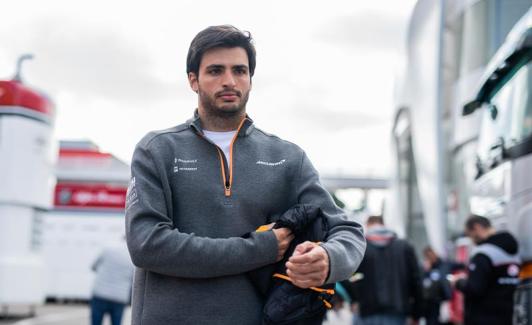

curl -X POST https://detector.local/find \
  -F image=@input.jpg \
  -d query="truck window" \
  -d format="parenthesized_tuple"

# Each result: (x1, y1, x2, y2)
(476, 79, 512, 165)
(507, 62, 532, 146)
(477, 60, 532, 169)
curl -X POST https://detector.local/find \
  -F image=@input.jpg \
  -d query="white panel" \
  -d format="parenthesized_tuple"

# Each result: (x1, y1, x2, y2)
(42, 211, 126, 299)
(0, 255, 46, 304)
(407, 0, 447, 254)
(0, 205, 34, 255)
(508, 155, 532, 262)
(0, 114, 55, 208)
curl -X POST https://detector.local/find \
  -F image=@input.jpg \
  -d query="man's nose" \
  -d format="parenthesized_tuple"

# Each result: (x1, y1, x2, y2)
(221, 71, 236, 87)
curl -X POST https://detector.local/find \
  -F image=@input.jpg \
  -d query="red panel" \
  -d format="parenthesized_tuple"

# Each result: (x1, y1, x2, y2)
(54, 183, 127, 209)
(0, 80, 53, 116)
(59, 149, 113, 159)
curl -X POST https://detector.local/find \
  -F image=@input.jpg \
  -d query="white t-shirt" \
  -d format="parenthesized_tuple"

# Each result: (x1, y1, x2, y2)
(203, 130, 237, 166)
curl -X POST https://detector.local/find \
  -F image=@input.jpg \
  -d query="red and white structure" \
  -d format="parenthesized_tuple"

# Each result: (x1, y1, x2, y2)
(0, 56, 56, 310)
(43, 140, 130, 300)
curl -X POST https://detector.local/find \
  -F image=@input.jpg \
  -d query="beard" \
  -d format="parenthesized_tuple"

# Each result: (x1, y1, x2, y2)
(199, 87, 250, 119)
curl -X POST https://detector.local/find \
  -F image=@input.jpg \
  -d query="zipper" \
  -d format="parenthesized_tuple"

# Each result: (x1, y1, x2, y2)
(215, 147, 231, 196)
(199, 118, 247, 197)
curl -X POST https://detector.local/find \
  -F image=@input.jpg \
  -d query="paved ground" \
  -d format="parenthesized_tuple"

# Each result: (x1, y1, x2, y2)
(0, 304, 131, 325)
(0, 303, 352, 325)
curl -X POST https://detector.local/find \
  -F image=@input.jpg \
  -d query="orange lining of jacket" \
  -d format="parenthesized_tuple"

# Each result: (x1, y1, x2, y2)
(272, 273, 334, 309)
(213, 118, 247, 197)
(256, 225, 272, 233)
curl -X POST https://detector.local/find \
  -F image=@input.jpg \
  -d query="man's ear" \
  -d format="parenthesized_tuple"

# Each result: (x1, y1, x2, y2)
(188, 72, 199, 93)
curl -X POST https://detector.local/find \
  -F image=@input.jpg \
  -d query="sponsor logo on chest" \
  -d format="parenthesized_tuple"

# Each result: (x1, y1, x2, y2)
(173, 158, 198, 173)
(256, 159, 286, 166)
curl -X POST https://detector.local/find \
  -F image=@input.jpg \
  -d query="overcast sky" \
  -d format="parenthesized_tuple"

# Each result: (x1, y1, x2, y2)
(1, 0, 416, 177)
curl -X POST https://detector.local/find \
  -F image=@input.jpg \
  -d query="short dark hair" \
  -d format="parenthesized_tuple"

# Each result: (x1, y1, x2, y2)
(423, 246, 436, 256)
(465, 215, 491, 230)
(367, 215, 384, 226)
(186, 25, 256, 77)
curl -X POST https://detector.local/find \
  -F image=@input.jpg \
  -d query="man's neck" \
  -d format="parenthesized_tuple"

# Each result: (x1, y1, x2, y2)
(485, 228, 497, 239)
(198, 108, 245, 131)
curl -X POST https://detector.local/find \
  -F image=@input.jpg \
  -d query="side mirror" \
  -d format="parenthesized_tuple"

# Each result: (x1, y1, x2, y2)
(463, 100, 482, 116)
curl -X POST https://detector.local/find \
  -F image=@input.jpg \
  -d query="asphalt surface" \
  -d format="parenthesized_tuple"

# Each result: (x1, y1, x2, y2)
(0, 303, 352, 325)
(0, 304, 131, 325)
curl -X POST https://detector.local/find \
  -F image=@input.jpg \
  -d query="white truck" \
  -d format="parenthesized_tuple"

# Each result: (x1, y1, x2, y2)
(0, 55, 56, 315)
(462, 8, 532, 323)
(389, 1, 531, 322)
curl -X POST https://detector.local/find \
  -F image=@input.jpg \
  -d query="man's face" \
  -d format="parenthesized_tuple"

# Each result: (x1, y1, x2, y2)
(466, 224, 486, 244)
(189, 47, 251, 118)
(424, 250, 438, 265)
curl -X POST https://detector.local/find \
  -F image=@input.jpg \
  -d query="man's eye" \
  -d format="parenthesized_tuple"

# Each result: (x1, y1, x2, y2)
(208, 69, 221, 75)
(234, 68, 247, 75)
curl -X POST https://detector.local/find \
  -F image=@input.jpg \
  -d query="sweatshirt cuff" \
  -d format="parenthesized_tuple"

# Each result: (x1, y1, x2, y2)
(321, 243, 349, 284)
(251, 230, 279, 265)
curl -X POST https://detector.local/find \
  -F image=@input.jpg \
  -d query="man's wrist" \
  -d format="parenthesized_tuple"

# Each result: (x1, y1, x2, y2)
(319, 243, 332, 283)
(252, 230, 279, 264)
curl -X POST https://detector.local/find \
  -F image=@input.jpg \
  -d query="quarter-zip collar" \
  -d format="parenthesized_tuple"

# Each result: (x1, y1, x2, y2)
(187, 109, 255, 137)
(187, 109, 253, 197)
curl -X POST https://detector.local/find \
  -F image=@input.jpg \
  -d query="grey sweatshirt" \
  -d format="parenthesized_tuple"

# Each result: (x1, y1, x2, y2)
(125, 113, 366, 324)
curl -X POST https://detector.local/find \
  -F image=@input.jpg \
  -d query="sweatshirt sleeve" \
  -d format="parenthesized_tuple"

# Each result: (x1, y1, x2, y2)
(125, 143, 278, 278)
(455, 254, 492, 297)
(293, 151, 366, 283)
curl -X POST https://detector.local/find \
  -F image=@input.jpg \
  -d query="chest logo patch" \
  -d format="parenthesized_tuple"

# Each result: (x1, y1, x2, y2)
(173, 158, 198, 173)
(256, 159, 286, 166)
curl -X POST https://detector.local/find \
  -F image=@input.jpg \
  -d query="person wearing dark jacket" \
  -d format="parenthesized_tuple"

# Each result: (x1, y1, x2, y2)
(343, 216, 423, 325)
(452, 215, 521, 325)
(421, 246, 463, 325)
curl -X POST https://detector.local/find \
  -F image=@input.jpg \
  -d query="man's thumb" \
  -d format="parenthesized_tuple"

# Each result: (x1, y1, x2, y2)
(294, 241, 314, 256)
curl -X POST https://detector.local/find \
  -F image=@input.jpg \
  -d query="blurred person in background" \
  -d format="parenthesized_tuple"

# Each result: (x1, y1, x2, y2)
(90, 238, 134, 325)
(342, 216, 423, 325)
(421, 246, 464, 325)
(450, 215, 521, 325)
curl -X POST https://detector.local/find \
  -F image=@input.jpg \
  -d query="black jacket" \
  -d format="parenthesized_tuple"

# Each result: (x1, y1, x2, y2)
(423, 258, 464, 303)
(456, 232, 521, 325)
(247, 205, 347, 325)
(342, 227, 423, 319)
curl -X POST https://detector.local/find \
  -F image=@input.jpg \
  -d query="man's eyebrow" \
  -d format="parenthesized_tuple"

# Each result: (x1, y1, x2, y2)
(233, 64, 248, 69)
(205, 64, 225, 69)
(205, 64, 248, 70)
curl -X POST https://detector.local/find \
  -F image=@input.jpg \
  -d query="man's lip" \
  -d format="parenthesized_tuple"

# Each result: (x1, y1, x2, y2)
(218, 92, 239, 97)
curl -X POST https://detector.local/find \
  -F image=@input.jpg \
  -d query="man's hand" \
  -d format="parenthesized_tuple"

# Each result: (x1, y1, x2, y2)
(286, 241, 329, 288)
(272, 227, 294, 262)
(448, 273, 467, 288)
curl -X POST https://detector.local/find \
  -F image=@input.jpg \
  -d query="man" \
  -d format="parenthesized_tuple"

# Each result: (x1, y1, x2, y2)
(90, 239, 134, 325)
(125, 25, 366, 324)
(343, 216, 423, 325)
(452, 215, 521, 325)
(421, 246, 463, 325)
